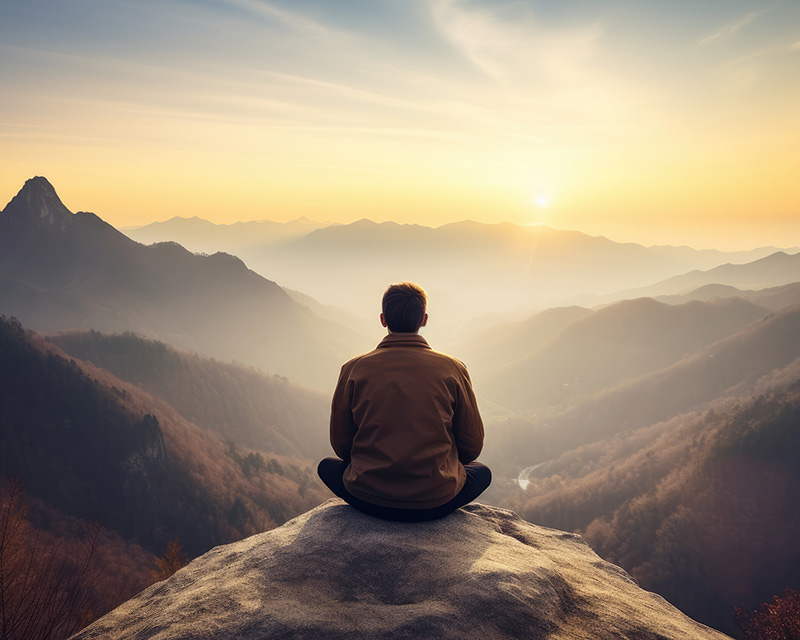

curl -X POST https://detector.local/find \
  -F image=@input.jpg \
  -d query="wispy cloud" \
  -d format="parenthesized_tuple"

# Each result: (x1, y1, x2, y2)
(223, 0, 333, 35)
(698, 10, 768, 46)
(429, 0, 603, 85)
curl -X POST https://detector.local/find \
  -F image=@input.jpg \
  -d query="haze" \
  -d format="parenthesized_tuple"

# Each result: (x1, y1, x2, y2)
(2, 0, 799, 250)
(2, 2, 800, 635)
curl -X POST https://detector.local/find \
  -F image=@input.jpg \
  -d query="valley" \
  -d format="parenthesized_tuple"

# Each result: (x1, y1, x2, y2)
(2, 177, 799, 637)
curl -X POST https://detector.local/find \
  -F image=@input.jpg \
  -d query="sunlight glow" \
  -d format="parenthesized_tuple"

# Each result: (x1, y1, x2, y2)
(0, 0, 798, 249)
(533, 194, 550, 209)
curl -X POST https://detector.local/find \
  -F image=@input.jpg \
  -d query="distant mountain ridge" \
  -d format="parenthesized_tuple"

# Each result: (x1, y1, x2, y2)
(573, 250, 800, 307)
(0, 177, 366, 389)
(656, 281, 800, 311)
(125, 215, 328, 255)
(122, 214, 785, 338)
(470, 296, 770, 412)
(270, 220, 783, 341)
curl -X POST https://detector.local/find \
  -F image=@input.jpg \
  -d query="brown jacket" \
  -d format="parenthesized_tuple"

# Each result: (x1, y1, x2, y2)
(330, 333, 484, 509)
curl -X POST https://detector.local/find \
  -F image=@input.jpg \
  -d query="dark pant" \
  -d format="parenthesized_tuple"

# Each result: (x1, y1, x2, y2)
(317, 457, 492, 523)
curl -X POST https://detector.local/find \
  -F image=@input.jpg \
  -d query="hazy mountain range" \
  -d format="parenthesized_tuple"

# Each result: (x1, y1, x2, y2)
(474, 301, 800, 635)
(125, 216, 329, 254)
(125, 215, 790, 343)
(0, 177, 369, 389)
(3, 175, 800, 637)
(49, 330, 331, 461)
(571, 250, 800, 307)
(0, 316, 325, 554)
(517, 313, 800, 635)
(462, 296, 770, 412)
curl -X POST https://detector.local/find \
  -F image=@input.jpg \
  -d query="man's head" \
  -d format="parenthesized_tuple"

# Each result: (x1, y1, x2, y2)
(381, 282, 428, 333)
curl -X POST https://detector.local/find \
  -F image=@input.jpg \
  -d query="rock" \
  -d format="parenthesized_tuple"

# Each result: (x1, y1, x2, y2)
(71, 500, 731, 639)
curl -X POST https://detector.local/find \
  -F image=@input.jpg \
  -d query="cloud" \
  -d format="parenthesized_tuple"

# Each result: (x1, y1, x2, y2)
(429, 0, 603, 85)
(698, 10, 768, 46)
(222, 0, 334, 35)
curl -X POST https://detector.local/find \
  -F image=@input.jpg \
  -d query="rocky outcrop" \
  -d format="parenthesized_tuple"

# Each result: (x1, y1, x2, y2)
(71, 500, 732, 639)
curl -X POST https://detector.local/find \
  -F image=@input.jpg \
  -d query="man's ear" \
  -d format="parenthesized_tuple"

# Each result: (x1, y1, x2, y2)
(420, 313, 428, 328)
(380, 313, 388, 328)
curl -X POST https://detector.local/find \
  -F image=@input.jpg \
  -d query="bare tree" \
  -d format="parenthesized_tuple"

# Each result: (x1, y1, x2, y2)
(0, 477, 103, 640)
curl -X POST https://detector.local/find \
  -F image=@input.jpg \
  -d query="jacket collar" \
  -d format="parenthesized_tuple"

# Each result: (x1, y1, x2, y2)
(376, 333, 431, 350)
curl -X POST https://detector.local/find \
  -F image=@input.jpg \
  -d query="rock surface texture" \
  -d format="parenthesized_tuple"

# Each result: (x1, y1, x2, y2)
(71, 500, 732, 639)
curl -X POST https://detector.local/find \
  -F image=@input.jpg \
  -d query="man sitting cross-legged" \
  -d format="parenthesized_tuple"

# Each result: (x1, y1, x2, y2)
(317, 281, 491, 522)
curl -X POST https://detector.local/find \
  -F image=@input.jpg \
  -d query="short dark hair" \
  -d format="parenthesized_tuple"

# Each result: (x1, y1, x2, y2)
(382, 282, 427, 333)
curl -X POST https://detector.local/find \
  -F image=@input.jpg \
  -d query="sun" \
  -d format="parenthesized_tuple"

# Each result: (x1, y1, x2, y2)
(535, 194, 549, 208)
(530, 193, 550, 208)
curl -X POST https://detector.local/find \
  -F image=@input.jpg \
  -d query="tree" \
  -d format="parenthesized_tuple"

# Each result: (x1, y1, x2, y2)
(0, 477, 102, 640)
(735, 588, 800, 640)
(152, 538, 188, 582)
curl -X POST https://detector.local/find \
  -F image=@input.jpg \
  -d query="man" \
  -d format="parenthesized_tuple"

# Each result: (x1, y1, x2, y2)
(317, 282, 491, 522)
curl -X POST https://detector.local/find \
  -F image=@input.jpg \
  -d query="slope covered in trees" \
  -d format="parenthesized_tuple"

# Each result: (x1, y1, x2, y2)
(472, 296, 769, 412)
(0, 477, 158, 640)
(0, 315, 329, 637)
(50, 330, 330, 460)
(488, 307, 800, 636)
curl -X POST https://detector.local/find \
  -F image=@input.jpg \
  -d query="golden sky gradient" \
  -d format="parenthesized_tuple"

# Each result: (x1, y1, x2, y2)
(1, 0, 799, 249)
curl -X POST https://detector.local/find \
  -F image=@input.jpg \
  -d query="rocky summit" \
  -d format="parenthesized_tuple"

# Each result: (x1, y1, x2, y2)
(71, 500, 731, 640)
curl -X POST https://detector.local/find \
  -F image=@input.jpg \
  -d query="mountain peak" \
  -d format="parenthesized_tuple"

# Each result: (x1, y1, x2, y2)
(72, 500, 731, 640)
(2, 176, 74, 227)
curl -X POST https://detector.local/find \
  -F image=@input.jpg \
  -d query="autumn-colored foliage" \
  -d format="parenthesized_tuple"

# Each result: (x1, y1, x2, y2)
(0, 315, 331, 636)
(0, 478, 101, 640)
(735, 588, 800, 640)
(0, 478, 161, 640)
(498, 355, 800, 636)
(0, 315, 326, 559)
(50, 329, 330, 460)
(152, 539, 189, 582)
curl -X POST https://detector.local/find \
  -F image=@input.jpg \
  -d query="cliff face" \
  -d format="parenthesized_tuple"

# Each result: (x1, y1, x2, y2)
(71, 500, 732, 640)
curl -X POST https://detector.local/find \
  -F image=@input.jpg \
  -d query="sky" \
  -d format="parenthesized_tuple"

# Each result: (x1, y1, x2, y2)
(1, 0, 799, 250)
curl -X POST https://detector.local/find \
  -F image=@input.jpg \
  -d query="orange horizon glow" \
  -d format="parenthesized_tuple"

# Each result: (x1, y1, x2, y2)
(1, 1, 798, 252)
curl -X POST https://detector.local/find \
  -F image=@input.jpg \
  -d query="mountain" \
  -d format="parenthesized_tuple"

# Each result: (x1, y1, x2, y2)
(0, 316, 326, 558)
(577, 251, 800, 307)
(49, 330, 331, 460)
(455, 305, 592, 377)
(124, 215, 327, 255)
(476, 296, 769, 412)
(482, 302, 800, 477)
(656, 281, 800, 312)
(509, 351, 800, 636)
(0, 177, 367, 389)
(71, 501, 731, 640)
(528, 301, 800, 459)
(655, 250, 800, 292)
(263, 220, 778, 314)
(473, 303, 800, 634)
(0, 314, 332, 637)
(129, 216, 782, 343)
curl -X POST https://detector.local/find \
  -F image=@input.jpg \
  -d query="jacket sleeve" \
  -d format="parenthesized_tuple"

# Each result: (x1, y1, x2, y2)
(330, 361, 358, 461)
(452, 364, 484, 463)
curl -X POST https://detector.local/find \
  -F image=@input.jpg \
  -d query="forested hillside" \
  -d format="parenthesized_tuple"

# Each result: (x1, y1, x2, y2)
(50, 330, 330, 460)
(0, 316, 329, 637)
(471, 296, 769, 412)
(477, 304, 800, 636)
(509, 359, 800, 636)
